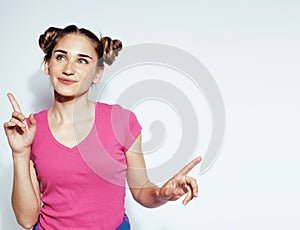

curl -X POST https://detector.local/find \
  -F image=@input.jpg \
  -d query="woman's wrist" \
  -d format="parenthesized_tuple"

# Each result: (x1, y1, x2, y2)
(12, 148, 31, 160)
(154, 186, 169, 204)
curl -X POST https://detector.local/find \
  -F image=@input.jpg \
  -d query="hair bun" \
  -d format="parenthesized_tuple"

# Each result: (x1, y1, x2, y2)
(39, 27, 62, 54)
(101, 37, 122, 65)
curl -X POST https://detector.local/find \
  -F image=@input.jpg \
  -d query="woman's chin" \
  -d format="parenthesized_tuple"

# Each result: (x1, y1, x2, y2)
(54, 89, 89, 102)
(54, 90, 75, 100)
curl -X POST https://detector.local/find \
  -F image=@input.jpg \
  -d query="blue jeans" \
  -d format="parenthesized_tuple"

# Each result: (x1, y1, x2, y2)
(32, 213, 130, 230)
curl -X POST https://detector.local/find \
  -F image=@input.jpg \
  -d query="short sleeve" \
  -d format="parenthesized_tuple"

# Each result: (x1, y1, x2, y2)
(109, 104, 141, 152)
(124, 109, 142, 151)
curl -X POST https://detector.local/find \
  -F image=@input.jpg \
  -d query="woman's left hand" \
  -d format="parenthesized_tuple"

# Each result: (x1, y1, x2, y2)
(158, 156, 202, 206)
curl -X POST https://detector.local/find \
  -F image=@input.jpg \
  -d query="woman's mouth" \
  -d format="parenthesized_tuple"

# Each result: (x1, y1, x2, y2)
(58, 78, 77, 85)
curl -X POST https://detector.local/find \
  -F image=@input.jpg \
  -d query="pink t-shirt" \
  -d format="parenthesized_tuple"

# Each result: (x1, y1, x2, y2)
(30, 102, 142, 229)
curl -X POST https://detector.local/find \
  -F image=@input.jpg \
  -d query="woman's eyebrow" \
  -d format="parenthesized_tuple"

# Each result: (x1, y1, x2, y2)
(54, 49, 93, 60)
(54, 49, 67, 54)
(78, 54, 93, 60)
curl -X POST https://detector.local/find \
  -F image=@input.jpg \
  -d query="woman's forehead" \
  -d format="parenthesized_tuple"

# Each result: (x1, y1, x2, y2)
(53, 34, 97, 57)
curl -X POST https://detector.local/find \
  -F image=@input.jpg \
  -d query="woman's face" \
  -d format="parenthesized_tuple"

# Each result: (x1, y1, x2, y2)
(45, 34, 102, 98)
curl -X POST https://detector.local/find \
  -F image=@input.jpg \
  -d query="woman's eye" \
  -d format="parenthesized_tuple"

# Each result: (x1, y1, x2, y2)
(78, 59, 88, 64)
(56, 55, 66, 61)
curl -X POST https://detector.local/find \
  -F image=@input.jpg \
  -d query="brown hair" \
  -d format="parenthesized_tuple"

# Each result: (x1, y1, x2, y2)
(38, 25, 122, 67)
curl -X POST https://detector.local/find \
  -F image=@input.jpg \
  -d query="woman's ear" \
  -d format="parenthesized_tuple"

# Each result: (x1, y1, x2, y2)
(44, 61, 50, 75)
(93, 67, 104, 84)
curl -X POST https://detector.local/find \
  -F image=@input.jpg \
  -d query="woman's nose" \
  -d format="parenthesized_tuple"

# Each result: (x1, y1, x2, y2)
(62, 61, 75, 76)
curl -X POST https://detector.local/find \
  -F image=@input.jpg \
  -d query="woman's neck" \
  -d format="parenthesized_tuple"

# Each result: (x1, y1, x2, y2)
(49, 91, 94, 125)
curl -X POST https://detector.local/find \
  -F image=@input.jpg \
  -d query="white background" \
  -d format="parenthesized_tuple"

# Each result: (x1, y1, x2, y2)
(1, 0, 299, 229)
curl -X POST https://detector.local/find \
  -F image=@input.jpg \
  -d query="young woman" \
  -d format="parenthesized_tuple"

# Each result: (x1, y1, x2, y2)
(3, 25, 201, 230)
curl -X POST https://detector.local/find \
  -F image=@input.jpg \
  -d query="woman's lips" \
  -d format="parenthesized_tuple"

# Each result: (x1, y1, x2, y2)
(58, 78, 77, 85)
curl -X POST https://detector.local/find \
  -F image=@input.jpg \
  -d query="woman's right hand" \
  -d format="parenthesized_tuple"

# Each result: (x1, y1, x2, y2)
(3, 93, 36, 155)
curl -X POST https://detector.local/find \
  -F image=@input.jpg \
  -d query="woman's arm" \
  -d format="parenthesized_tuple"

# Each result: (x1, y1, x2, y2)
(4, 93, 40, 228)
(12, 155, 40, 228)
(126, 133, 201, 208)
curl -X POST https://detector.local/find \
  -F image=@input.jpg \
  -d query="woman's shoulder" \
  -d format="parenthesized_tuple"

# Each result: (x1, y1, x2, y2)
(94, 102, 139, 125)
(95, 101, 132, 113)
(33, 109, 48, 120)
(25, 109, 47, 126)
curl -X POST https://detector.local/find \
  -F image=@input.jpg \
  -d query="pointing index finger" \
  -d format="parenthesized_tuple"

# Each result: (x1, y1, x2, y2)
(7, 93, 22, 113)
(179, 156, 202, 175)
